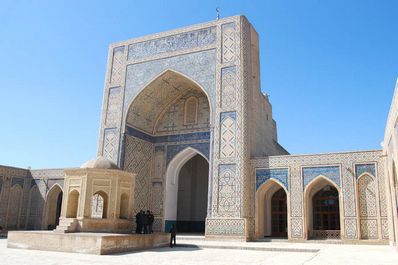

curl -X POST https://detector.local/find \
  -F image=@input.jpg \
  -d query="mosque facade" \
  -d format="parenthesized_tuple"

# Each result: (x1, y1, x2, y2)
(0, 16, 397, 246)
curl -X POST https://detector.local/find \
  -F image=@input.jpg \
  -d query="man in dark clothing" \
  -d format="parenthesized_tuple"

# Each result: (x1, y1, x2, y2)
(169, 224, 176, 248)
(142, 211, 149, 234)
(148, 210, 154, 234)
(135, 211, 141, 234)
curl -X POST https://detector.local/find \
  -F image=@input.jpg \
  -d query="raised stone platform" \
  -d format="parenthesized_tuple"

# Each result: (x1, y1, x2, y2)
(7, 231, 170, 255)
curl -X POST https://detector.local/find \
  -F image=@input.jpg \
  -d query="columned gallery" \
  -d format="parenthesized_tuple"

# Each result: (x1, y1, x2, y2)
(0, 16, 397, 248)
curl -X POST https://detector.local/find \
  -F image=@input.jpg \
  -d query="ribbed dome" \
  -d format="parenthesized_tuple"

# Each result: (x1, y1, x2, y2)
(80, 156, 119, 169)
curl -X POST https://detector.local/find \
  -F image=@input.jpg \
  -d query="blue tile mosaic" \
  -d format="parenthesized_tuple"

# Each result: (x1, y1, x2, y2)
(302, 166, 341, 188)
(355, 163, 376, 178)
(128, 27, 216, 61)
(220, 111, 236, 122)
(126, 126, 210, 144)
(255, 168, 289, 191)
(166, 143, 210, 165)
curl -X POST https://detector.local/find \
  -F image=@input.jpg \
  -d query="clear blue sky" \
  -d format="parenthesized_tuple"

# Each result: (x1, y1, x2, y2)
(0, 1, 397, 169)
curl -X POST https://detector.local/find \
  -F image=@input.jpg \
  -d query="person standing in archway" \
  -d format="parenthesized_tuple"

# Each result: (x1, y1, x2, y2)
(169, 224, 176, 248)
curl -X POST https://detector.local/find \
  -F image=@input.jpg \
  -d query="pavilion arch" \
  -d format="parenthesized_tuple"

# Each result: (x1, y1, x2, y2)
(163, 147, 209, 230)
(304, 175, 342, 239)
(119, 193, 129, 219)
(91, 190, 109, 219)
(43, 184, 63, 229)
(255, 178, 289, 238)
(66, 189, 80, 218)
(125, 69, 213, 135)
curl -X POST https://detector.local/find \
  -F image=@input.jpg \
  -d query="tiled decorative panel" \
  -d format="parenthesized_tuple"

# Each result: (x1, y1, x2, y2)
(166, 143, 209, 165)
(128, 27, 216, 61)
(123, 135, 154, 213)
(344, 218, 357, 239)
(302, 166, 341, 188)
(217, 164, 240, 216)
(221, 67, 236, 108)
(355, 163, 376, 178)
(110, 46, 125, 84)
(360, 219, 378, 239)
(221, 23, 236, 63)
(358, 175, 377, 217)
(255, 168, 289, 190)
(219, 112, 236, 158)
(206, 218, 244, 236)
(105, 86, 121, 126)
(103, 128, 117, 163)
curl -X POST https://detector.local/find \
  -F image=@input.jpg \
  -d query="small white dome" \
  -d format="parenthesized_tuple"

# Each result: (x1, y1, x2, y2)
(80, 156, 119, 169)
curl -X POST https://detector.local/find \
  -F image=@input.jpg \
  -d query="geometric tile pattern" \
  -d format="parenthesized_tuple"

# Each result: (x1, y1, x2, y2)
(105, 86, 121, 126)
(220, 112, 236, 158)
(344, 218, 357, 239)
(302, 166, 341, 188)
(221, 23, 236, 63)
(128, 27, 216, 61)
(206, 218, 244, 236)
(218, 164, 240, 216)
(110, 46, 125, 84)
(358, 174, 377, 217)
(103, 128, 117, 163)
(221, 67, 236, 108)
(360, 219, 378, 239)
(123, 135, 154, 213)
(381, 218, 389, 239)
(255, 168, 289, 190)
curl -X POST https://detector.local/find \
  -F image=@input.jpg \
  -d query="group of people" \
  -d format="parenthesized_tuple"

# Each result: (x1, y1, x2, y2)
(135, 210, 154, 234)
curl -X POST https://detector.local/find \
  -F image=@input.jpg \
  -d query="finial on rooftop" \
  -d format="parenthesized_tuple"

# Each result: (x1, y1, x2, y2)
(216, 7, 220, 20)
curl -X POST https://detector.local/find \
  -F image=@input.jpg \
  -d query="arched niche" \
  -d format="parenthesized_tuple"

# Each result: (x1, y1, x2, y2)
(304, 175, 341, 239)
(119, 193, 129, 219)
(91, 191, 108, 219)
(255, 179, 289, 238)
(66, 189, 79, 218)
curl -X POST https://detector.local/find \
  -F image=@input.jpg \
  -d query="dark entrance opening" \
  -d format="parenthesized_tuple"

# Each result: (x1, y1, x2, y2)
(271, 188, 287, 237)
(176, 154, 208, 233)
(312, 185, 340, 239)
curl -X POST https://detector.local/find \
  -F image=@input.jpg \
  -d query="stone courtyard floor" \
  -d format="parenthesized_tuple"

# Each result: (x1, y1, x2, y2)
(1, 237, 398, 265)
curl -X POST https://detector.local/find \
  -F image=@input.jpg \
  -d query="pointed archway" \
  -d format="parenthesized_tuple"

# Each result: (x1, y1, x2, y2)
(164, 147, 209, 233)
(44, 184, 63, 230)
(255, 179, 289, 238)
(304, 176, 341, 239)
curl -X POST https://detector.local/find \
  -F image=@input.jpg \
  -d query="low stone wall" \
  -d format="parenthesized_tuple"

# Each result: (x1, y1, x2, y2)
(7, 231, 170, 255)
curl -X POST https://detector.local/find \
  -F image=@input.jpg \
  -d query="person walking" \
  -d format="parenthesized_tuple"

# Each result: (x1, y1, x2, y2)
(169, 224, 176, 248)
